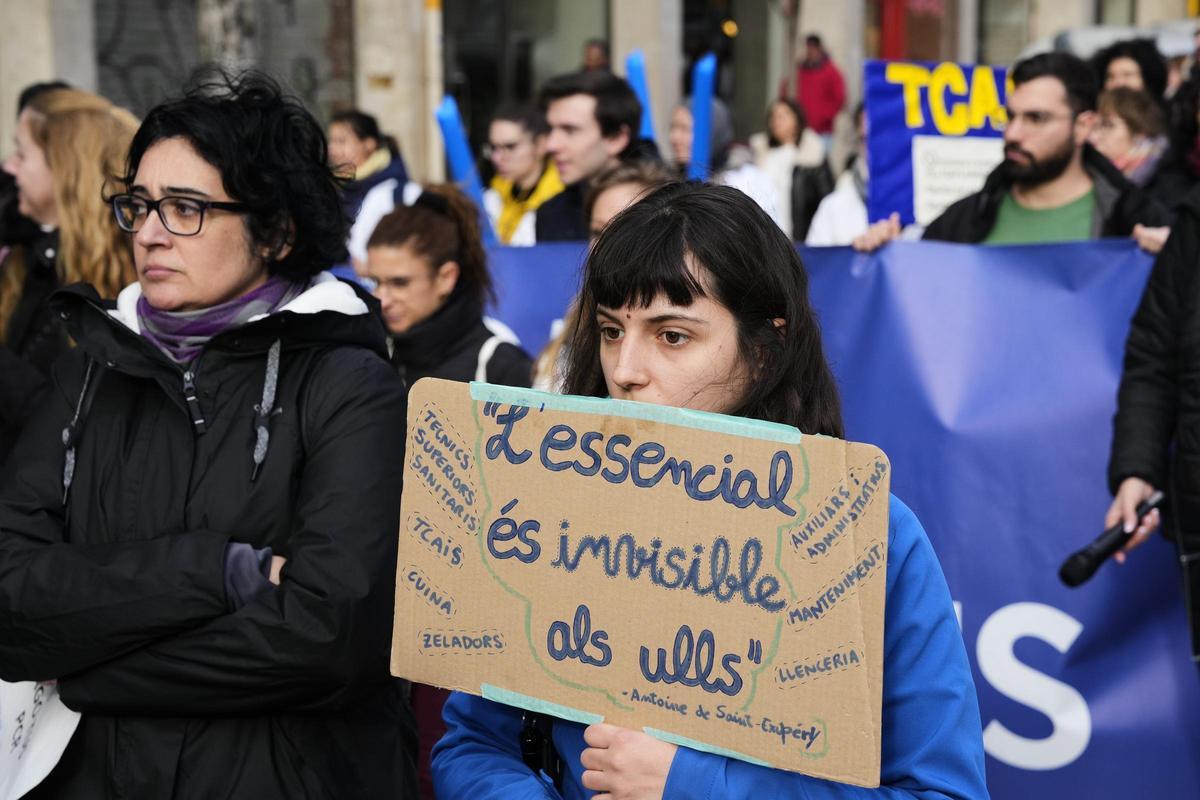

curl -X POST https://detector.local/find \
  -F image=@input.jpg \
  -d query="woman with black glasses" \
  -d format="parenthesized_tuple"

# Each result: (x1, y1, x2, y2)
(0, 72, 417, 798)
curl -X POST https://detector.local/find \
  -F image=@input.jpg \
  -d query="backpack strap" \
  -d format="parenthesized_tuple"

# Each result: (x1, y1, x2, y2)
(61, 358, 105, 503)
(519, 710, 563, 790)
(475, 335, 503, 383)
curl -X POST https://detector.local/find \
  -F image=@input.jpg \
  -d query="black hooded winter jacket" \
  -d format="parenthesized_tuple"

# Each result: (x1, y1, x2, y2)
(1109, 187, 1200, 546)
(0, 275, 417, 798)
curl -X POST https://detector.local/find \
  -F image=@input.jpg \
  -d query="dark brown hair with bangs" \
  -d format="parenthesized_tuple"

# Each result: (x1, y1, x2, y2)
(562, 181, 844, 437)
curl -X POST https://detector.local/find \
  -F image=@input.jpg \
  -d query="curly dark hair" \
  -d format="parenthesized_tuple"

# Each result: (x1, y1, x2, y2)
(563, 181, 844, 438)
(120, 69, 348, 280)
(1090, 38, 1168, 100)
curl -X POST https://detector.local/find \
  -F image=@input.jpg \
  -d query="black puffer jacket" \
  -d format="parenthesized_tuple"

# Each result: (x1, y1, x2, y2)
(0, 231, 69, 458)
(1109, 187, 1200, 548)
(390, 291, 533, 391)
(923, 144, 1170, 242)
(0, 275, 417, 799)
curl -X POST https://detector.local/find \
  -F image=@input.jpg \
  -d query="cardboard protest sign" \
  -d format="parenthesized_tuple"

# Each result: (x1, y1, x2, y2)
(391, 379, 891, 786)
(1, 680, 80, 799)
(866, 59, 1008, 226)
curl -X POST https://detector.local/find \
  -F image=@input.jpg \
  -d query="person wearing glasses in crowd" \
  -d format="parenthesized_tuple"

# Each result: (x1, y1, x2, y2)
(0, 85, 137, 456)
(366, 184, 533, 391)
(482, 103, 565, 245)
(854, 52, 1169, 251)
(1088, 87, 1194, 249)
(0, 72, 417, 798)
(364, 183, 532, 797)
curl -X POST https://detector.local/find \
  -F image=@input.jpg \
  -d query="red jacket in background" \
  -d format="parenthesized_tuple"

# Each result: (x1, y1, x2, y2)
(794, 56, 846, 135)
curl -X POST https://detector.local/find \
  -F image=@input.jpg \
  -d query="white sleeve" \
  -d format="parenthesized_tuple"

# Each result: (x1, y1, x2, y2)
(347, 179, 399, 264)
(720, 165, 785, 233)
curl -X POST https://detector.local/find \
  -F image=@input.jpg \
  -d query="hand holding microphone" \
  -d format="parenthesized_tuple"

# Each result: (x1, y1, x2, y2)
(1060, 485, 1164, 587)
(1107, 477, 1162, 563)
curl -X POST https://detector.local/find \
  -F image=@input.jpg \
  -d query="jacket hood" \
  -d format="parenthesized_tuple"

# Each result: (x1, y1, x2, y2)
(52, 272, 390, 374)
(108, 271, 370, 332)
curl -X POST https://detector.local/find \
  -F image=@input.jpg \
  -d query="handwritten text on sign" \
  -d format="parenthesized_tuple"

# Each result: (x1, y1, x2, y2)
(391, 380, 890, 786)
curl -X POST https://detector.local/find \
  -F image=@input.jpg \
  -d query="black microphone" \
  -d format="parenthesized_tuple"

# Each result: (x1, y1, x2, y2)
(1059, 490, 1165, 587)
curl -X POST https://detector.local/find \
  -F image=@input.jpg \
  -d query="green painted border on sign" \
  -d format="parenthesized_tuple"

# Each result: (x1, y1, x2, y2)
(642, 727, 774, 767)
(469, 383, 808, 444)
(482, 683, 605, 725)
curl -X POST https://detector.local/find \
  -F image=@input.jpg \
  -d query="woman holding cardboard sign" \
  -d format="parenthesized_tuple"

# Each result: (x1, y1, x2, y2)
(432, 183, 989, 799)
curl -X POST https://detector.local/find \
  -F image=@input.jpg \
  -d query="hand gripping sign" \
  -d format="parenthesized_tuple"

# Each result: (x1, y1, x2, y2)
(391, 379, 890, 786)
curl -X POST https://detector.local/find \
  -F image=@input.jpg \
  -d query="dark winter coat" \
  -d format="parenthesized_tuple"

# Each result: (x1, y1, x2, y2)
(341, 153, 409, 224)
(923, 144, 1171, 243)
(790, 161, 835, 242)
(794, 56, 845, 135)
(391, 291, 533, 391)
(1140, 154, 1197, 221)
(0, 231, 69, 458)
(534, 182, 588, 242)
(0, 275, 417, 799)
(1109, 186, 1200, 548)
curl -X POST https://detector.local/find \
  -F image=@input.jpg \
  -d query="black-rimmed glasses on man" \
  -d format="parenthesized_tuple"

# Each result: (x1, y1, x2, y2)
(110, 194, 249, 236)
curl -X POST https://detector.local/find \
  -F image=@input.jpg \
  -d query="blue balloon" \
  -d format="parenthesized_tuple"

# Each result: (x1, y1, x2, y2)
(624, 49, 657, 142)
(687, 53, 717, 181)
(435, 95, 497, 245)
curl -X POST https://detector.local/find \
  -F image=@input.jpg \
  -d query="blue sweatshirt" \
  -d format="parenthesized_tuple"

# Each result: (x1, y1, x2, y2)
(432, 495, 989, 799)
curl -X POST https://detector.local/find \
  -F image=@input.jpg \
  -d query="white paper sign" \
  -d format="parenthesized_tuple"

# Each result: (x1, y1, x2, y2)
(911, 135, 1005, 226)
(0, 680, 80, 799)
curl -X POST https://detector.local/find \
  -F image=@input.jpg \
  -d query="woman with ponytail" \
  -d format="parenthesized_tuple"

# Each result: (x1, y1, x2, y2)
(366, 183, 533, 391)
(0, 87, 138, 455)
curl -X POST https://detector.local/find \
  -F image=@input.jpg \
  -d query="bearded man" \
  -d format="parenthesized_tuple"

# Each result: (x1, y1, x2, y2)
(854, 52, 1168, 250)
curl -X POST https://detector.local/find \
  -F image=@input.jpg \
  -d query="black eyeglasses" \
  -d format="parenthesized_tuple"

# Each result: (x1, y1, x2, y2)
(110, 194, 249, 236)
(482, 139, 529, 159)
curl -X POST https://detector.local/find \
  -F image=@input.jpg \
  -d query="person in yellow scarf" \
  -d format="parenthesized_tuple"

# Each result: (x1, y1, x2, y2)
(483, 104, 564, 245)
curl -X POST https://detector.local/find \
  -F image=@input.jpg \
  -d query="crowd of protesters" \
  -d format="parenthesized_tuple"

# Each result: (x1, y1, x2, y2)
(1, 25, 1199, 800)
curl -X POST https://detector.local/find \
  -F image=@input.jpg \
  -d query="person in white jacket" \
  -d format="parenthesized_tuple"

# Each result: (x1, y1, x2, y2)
(806, 103, 870, 247)
(750, 98, 833, 240)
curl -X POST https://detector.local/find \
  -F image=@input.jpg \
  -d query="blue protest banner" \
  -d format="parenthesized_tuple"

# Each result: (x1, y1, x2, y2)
(484, 240, 1200, 797)
(807, 240, 1200, 797)
(865, 60, 1008, 227)
(487, 243, 586, 355)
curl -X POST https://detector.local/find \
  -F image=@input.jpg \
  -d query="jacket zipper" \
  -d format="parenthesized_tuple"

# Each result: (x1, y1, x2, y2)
(181, 363, 208, 434)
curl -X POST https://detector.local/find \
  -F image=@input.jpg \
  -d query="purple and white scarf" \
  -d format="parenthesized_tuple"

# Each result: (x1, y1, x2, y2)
(137, 276, 305, 364)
